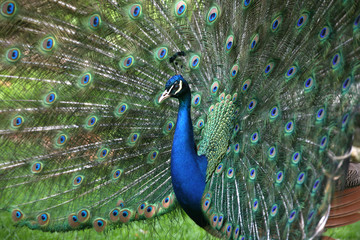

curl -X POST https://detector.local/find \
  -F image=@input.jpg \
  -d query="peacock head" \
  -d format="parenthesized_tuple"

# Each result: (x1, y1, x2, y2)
(159, 75, 190, 102)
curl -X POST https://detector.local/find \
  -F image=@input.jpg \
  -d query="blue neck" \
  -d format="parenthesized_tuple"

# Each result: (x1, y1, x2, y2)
(170, 92, 208, 227)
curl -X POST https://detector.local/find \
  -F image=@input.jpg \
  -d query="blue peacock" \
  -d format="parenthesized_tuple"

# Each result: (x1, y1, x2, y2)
(1, 0, 360, 239)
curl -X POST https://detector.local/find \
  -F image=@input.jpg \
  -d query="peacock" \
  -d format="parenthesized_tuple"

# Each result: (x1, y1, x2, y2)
(1, 0, 360, 239)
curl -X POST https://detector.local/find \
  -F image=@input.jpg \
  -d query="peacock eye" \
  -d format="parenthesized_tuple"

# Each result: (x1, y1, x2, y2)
(172, 82, 180, 91)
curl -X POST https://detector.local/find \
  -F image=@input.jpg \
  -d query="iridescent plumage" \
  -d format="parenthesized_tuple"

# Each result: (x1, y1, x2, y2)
(0, 0, 360, 239)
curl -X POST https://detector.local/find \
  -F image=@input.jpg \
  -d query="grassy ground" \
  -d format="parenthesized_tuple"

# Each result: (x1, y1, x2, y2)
(1, 209, 360, 240)
(324, 221, 360, 240)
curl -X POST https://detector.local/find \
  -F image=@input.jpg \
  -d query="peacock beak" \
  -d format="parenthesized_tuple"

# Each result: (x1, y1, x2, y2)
(158, 90, 171, 103)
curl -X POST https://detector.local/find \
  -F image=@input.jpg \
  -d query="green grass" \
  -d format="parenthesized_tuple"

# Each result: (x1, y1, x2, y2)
(324, 221, 360, 240)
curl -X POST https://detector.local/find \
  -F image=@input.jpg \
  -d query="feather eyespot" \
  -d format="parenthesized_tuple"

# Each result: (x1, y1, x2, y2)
(189, 55, 200, 69)
(296, 172, 305, 185)
(285, 66, 297, 80)
(216, 163, 223, 174)
(217, 215, 224, 228)
(247, 99, 257, 112)
(316, 108, 325, 122)
(109, 208, 120, 222)
(249, 168, 256, 180)
(304, 77, 315, 92)
(234, 108, 240, 115)
(79, 73, 92, 87)
(192, 94, 201, 107)
(227, 168, 234, 178)
(276, 171, 284, 184)
(270, 204, 278, 217)
(112, 169, 122, 180)
(268, 146, 276, 159)
(219, 92, 225, 101)
(164, 121, 174, 134)
(242, 79, 251, 92)
(209, 105, 215, 113)
(6, 48, 21, 63)
(211, 214, 218, 227)
(342, 113, 350, 129)
(250, 34, 259, 51)
(175, 1, 187, 17)
(12, 209, 24, 222)
(307, 210, 315, 224)
(234, 143, 240, 153)
(312, 179, 321, 193)
(44, 92, 57, 105)
(225, 35, 234, 52)
(86, 116, 98, 128)
(144, 205, 157, 218)
(31, 162, 43, 173)
(233, 226, 240, 239)
(243, 0, 251, 8)
(38, 213, 50, 226)
(97, 147, 109, 160)
(271, 15, 282, 32)
(296, 12, 309, 29)
(77, 209, 90, 223)
(226, 146, 231, 154)
(202, 198, 211, 212)
(11, 115, 24, 128)
(252, 199, 259, 212)
(285, 121, 294, 135)
(129, 4, 142, 19)
(225, 223, 232, 238)
(147, 150, 159, 164)
(269, 106, 279, 120)
(115, 103, 128, 117)
(137, 203, 147, 215)
(93, 218, 106, 232)
(250, 132, 259, 144)
(207, 6, 219, 24)
(319, 26, 330, 40)
(196, 119, 204, 129)
(291, 152, 301, 164)
(264, 62, 274, 76)
(1, 1, 16, 17)
(89, 14, 101, 29)
(354, 14, 360, 28)
(230, 64, 239, 79)
(1, 1, 17, 17)
(156, 47, 168, 60)
(320, 136, 328, 150)
(162, 195, 171, 208)
(129, 132, 140, 145)
(68, 213, 80, 228)
(210, 81, 219, 94)
(288, 210, 297, 223)
(41, 37, 55, 52)
(234, 124, 239, 133)
(232, 93, 238, 102)
(120, 56, 134, 70)
(116, 199, 125, 208)
(342, 76, 352, 93)
(331, 53, 341, 69)
(73, 175, 84, 186)
(119, 209, 132, 223)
